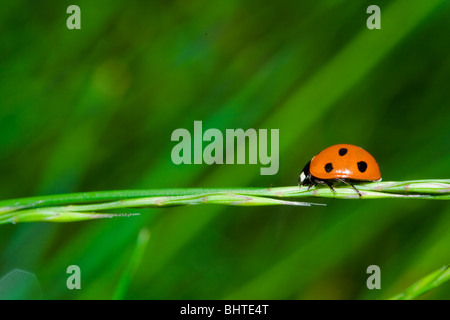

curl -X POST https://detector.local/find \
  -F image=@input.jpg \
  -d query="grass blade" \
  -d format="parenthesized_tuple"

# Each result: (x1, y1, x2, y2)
(390, 265, 450, 300)
(112, 228, 151, 300)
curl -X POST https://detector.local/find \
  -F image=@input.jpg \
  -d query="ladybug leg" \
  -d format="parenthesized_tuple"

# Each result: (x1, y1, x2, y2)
(337, 179, 362, 198)
(325, 181, 336, 194)
(349, 183, 362, 198)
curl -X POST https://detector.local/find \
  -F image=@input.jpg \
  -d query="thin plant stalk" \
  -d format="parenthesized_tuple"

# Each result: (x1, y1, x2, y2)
(0, 180, 449, 224)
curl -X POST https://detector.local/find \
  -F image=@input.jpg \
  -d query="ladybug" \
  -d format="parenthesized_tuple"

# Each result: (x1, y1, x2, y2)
(298, 144, 381, 197)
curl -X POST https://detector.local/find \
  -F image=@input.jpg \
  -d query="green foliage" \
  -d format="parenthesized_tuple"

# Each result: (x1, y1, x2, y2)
(391, 265, 450, 300)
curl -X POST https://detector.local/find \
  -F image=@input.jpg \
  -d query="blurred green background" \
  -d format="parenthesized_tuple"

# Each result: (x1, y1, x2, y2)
(1, 0, 450, 299)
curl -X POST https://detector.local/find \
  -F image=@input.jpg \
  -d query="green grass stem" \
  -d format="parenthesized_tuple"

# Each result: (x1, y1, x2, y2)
(0, 180, 449, 224)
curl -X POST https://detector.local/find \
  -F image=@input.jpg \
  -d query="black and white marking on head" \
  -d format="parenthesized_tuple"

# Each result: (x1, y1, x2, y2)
(357, 161, 367, 173)
(299, 172, 306, 183)
(325, 162, 333, 173)
(299, 160, 312, 185)
(338, 148, 348, 156)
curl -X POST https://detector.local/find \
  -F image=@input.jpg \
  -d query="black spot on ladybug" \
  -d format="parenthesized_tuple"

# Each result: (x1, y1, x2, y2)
(339, 148, 348, 156)
(325, 163, 333, 173)
(357, 161, 367, 173)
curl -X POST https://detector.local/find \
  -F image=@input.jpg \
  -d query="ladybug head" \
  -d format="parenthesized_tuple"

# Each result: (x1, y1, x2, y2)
(298, 161, 313, 186)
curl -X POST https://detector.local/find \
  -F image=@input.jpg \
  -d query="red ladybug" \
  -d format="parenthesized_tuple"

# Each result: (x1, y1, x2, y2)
(299, 144, 381, 197)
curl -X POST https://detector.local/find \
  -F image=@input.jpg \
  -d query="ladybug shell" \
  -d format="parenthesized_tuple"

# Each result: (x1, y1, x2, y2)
(309, 144, 381, 181)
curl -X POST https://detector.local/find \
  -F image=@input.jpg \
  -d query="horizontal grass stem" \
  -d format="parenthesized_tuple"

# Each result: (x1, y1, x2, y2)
(0, 180, 448, 224)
